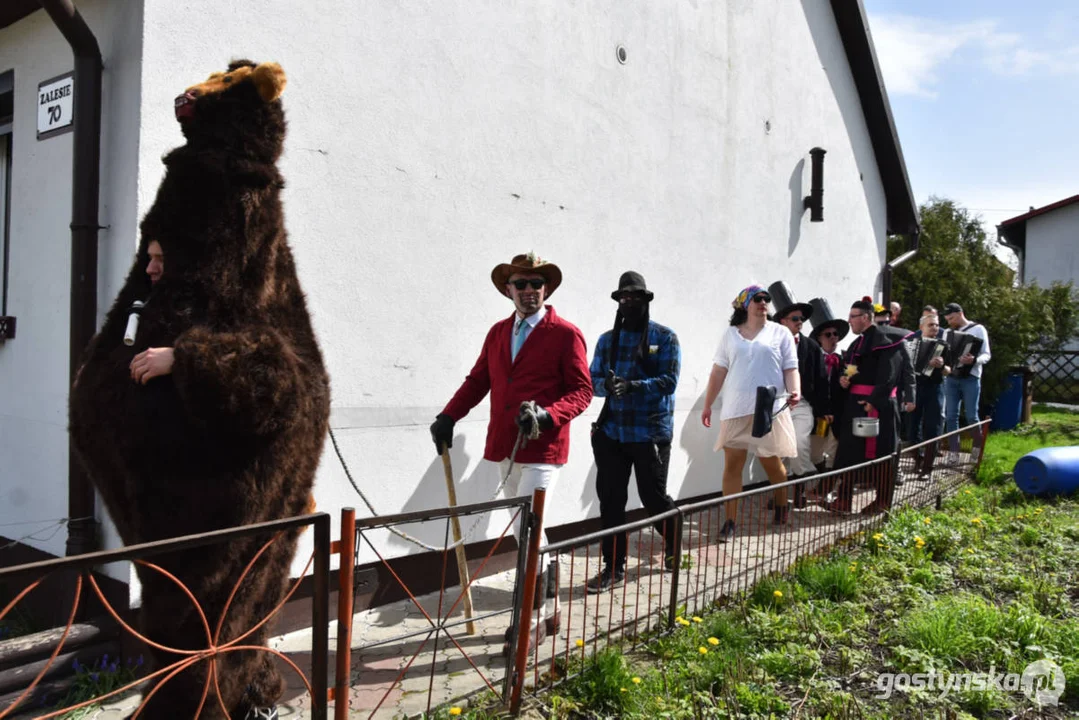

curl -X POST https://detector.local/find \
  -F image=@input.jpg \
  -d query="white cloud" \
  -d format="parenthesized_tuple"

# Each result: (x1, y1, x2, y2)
(869, 14, 1079, 97)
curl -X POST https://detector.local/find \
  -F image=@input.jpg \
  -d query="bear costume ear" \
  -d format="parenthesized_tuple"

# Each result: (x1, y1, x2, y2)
(251, 62, 287, 103)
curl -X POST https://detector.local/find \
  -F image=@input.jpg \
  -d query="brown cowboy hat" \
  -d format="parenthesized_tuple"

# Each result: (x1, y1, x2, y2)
(490, 252, 563, 298)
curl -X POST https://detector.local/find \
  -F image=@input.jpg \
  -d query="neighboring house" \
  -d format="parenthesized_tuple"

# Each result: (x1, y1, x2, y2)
(0, 0, 919, 604)
(998, 193, 1079, 288)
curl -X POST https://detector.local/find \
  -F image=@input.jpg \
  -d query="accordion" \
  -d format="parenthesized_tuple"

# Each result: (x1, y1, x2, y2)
(945, 330, 983, 379)
(914, 337, 948, 378)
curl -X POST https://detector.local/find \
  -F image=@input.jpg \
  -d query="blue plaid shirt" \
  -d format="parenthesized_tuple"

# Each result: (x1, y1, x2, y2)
(590, 321, 680, 443)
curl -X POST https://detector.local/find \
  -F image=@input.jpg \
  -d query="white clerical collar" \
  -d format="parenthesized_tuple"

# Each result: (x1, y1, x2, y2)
(517, 305, 547, 329)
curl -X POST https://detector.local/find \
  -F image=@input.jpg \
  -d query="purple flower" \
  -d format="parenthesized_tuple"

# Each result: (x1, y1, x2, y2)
(90, 672, 99, 683)
(72, 658, 82, 672)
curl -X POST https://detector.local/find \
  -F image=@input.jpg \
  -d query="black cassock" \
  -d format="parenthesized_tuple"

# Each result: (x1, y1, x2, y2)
(830, 325, 905, 507)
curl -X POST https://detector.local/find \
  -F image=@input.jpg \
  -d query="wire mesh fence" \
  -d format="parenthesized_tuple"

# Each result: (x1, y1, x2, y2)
(519, 420, 991, 703)
(0, 513, 331, 720)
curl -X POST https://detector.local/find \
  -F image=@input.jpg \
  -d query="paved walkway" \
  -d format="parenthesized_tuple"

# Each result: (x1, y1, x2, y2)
(31, 456, 973, 719)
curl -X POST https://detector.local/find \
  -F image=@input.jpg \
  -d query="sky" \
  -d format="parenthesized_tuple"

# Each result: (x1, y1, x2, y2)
(863, 0, 1079, 241)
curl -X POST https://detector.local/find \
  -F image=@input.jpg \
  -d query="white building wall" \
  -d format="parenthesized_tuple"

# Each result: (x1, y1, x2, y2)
(139, 0, 889, 572)
(1024, 203, 1079, 289)
(5, 0, 892, 577)
(0, 0, 143, 564)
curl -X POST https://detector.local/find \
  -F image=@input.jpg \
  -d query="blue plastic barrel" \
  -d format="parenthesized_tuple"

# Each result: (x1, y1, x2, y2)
(991, 372, 1023, 431)
(1013, 446, 1079, 496)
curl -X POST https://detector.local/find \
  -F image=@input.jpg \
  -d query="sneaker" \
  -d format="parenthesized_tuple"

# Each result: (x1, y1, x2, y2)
(717, 519, 736, 543)
(245, 708, 279, 720)
(586, 566, 624, 595)
(821, 496, 852, 514)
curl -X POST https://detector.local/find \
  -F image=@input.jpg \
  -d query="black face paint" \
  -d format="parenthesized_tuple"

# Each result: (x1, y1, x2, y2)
(619, 302, 647, 329)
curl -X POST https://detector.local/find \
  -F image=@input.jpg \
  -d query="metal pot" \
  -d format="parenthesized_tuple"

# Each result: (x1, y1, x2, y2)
(852, 416, 879, 438)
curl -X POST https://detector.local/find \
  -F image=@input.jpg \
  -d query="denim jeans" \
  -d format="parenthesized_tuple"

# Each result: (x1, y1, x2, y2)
(944, 375, 981, 451)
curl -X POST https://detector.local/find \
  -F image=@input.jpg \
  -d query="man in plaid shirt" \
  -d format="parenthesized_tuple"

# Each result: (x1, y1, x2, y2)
(586, 272, 682, 594)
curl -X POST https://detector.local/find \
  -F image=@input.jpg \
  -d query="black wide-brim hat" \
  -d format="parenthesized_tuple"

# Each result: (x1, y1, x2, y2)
(772, 302, 814, 322)
(810, 318, 850, 342)
(611, 270, 654, 301)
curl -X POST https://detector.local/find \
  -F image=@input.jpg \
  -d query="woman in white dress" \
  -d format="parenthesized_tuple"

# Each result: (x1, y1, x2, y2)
(701, 284, 801, 540)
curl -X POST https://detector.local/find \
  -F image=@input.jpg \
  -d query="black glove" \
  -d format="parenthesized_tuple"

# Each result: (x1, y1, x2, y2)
(603, 370, 617, 395)
(516, 404, 554, 436)
(430, 413, 455, 453)
(611, 378, 641, 398)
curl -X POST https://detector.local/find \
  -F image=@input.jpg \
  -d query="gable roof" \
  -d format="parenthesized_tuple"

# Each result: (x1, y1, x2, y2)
(829, 0, 920, 236)
(997, 194, 1079, 266)
(1000, 194, 1079, 229)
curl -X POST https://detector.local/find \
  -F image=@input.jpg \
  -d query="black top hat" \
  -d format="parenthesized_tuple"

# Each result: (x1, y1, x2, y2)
(807, 297, 849, 342)
(611, 271, 654, 301)
(767, 280, 813, 322)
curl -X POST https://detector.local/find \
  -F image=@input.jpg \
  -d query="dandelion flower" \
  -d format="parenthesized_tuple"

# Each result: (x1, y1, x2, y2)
(966, 548, 975, 554)
(621, 687, 628, 693)
(699, 646, 708, 655)
(844, 364, 859, 378)
(692, 616, 703, 623)
(971, 517, 982, 525)
(923, 517, 932, 525)
(708, 637, 720, 646)
(449, 709, 462, 717)
(632, 677, 642, 684)
(773, 590, 783, 598)
(964, 489, 972, 495)
(575, 639, 584, 648)
(872, 532, 884, 541)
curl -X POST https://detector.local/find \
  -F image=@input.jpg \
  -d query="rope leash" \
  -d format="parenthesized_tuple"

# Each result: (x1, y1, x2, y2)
(329, 401, 543, 552)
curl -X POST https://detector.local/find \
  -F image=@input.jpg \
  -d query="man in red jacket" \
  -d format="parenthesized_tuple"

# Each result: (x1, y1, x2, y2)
(430, 251, 593, 651)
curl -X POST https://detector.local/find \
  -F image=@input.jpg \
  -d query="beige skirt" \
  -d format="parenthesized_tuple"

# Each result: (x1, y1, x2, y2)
(715, 408, 798, 458)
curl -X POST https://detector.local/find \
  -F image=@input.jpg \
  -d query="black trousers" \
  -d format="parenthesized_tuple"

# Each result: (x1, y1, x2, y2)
(592, 430, 677, 570)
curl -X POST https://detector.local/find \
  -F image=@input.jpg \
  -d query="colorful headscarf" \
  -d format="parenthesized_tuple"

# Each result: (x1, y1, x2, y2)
(735, 284, 767, 310)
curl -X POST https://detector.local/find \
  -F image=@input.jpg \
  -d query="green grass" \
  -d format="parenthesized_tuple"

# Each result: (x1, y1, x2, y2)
(441, 408, 1079, 719)
(977, 404, 1079, 485)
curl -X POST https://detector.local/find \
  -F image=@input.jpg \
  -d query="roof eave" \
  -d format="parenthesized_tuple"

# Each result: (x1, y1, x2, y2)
(829, 0, 920, 236)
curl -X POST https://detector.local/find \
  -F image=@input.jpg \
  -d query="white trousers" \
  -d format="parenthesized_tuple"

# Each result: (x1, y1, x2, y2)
(787, 403, 817, 476)
(497, 459, 560, 616)
(497, 459, 560, 550)
(810, 429, 839, 469)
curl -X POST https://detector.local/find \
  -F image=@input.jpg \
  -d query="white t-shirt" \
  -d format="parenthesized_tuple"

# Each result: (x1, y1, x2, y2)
(713, 321, 799, 421)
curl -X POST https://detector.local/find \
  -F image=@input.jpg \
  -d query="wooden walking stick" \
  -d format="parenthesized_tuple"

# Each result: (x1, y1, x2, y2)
(441, 445, 476, 635)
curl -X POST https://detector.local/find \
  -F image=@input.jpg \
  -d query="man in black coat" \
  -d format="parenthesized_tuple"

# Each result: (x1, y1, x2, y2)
(823, 298, 905, 515)
(772, 300, 828, 507)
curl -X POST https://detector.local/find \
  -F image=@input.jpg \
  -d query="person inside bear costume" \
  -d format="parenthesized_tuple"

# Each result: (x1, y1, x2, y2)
(69, 60, 330, 720)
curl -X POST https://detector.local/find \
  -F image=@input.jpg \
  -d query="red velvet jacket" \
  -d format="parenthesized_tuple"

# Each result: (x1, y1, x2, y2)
(442, 305, 593, 464)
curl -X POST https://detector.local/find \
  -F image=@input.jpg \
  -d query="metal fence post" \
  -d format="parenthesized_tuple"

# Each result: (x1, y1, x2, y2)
(311, 513, 331, 720)
(667, 508, 684, 629)
(334, 507, 356, 720)
(509, 488, 545, 715)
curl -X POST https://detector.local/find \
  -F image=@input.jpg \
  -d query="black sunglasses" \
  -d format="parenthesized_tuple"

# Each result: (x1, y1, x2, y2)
(820, 330, 838, 338)
(787, 316, 805, 323)
(510, 279, 546, 290)
(752, 294, 771, 304)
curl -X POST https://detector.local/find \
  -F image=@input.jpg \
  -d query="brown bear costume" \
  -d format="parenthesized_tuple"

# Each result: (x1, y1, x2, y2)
(69, 60, 330, 719)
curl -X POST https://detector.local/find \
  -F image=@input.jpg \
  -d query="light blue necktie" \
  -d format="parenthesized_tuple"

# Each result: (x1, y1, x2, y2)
(512, 318, 531, 361)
